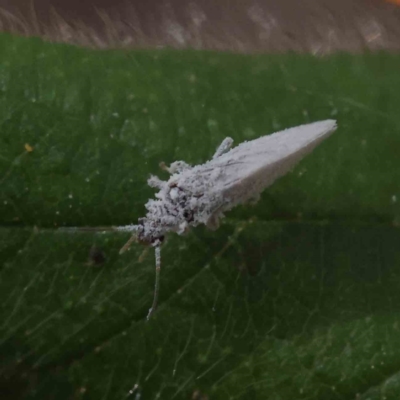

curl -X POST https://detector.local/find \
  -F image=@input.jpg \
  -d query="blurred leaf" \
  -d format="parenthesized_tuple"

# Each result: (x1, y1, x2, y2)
(1, 34, 400, 399)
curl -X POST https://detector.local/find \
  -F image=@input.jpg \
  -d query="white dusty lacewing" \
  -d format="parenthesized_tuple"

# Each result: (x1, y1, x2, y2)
(63, 119, 337, 319)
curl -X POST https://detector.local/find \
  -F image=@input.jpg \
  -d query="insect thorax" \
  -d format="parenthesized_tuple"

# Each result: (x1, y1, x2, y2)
(140, 167, 227, 242)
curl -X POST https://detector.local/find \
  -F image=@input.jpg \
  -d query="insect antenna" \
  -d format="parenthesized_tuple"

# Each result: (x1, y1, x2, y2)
(147, 242, 162, 320)
(59, 224, 140, 234)
(59, 226, 119, 233)
(59, 224, 141, 255)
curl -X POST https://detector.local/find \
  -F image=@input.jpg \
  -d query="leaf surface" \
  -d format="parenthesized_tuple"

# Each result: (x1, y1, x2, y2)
(1, 34, 400, 399)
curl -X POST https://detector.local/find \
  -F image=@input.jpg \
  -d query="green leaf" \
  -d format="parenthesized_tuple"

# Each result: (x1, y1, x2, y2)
(1, 34, 400, 399)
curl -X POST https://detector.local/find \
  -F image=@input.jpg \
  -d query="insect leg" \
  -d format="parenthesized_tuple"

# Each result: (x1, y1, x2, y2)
(138, 246, 150, 262)
(159, 161, 170, 173)
(212, 137, 234, 159)
(147, 244, 161, 320)
(147, 175, 166, 189)
(119, 234, 138, 254)
(160, 161, 191, 174)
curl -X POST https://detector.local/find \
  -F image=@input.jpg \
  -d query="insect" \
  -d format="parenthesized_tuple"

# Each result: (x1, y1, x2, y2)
(64, 119, 337, 319)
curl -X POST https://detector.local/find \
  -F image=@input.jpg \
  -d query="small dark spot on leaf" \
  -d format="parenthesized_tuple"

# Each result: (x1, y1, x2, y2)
(87, 245, 106, 266)
(24, 143, 33, 152)
(192, 390, 209, 400)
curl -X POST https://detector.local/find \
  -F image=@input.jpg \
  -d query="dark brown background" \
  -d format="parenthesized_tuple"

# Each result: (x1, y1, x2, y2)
(0, 0, 400, 52)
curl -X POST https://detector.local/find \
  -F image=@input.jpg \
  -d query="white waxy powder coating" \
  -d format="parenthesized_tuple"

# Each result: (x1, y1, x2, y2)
(122, 119, 337, 244)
